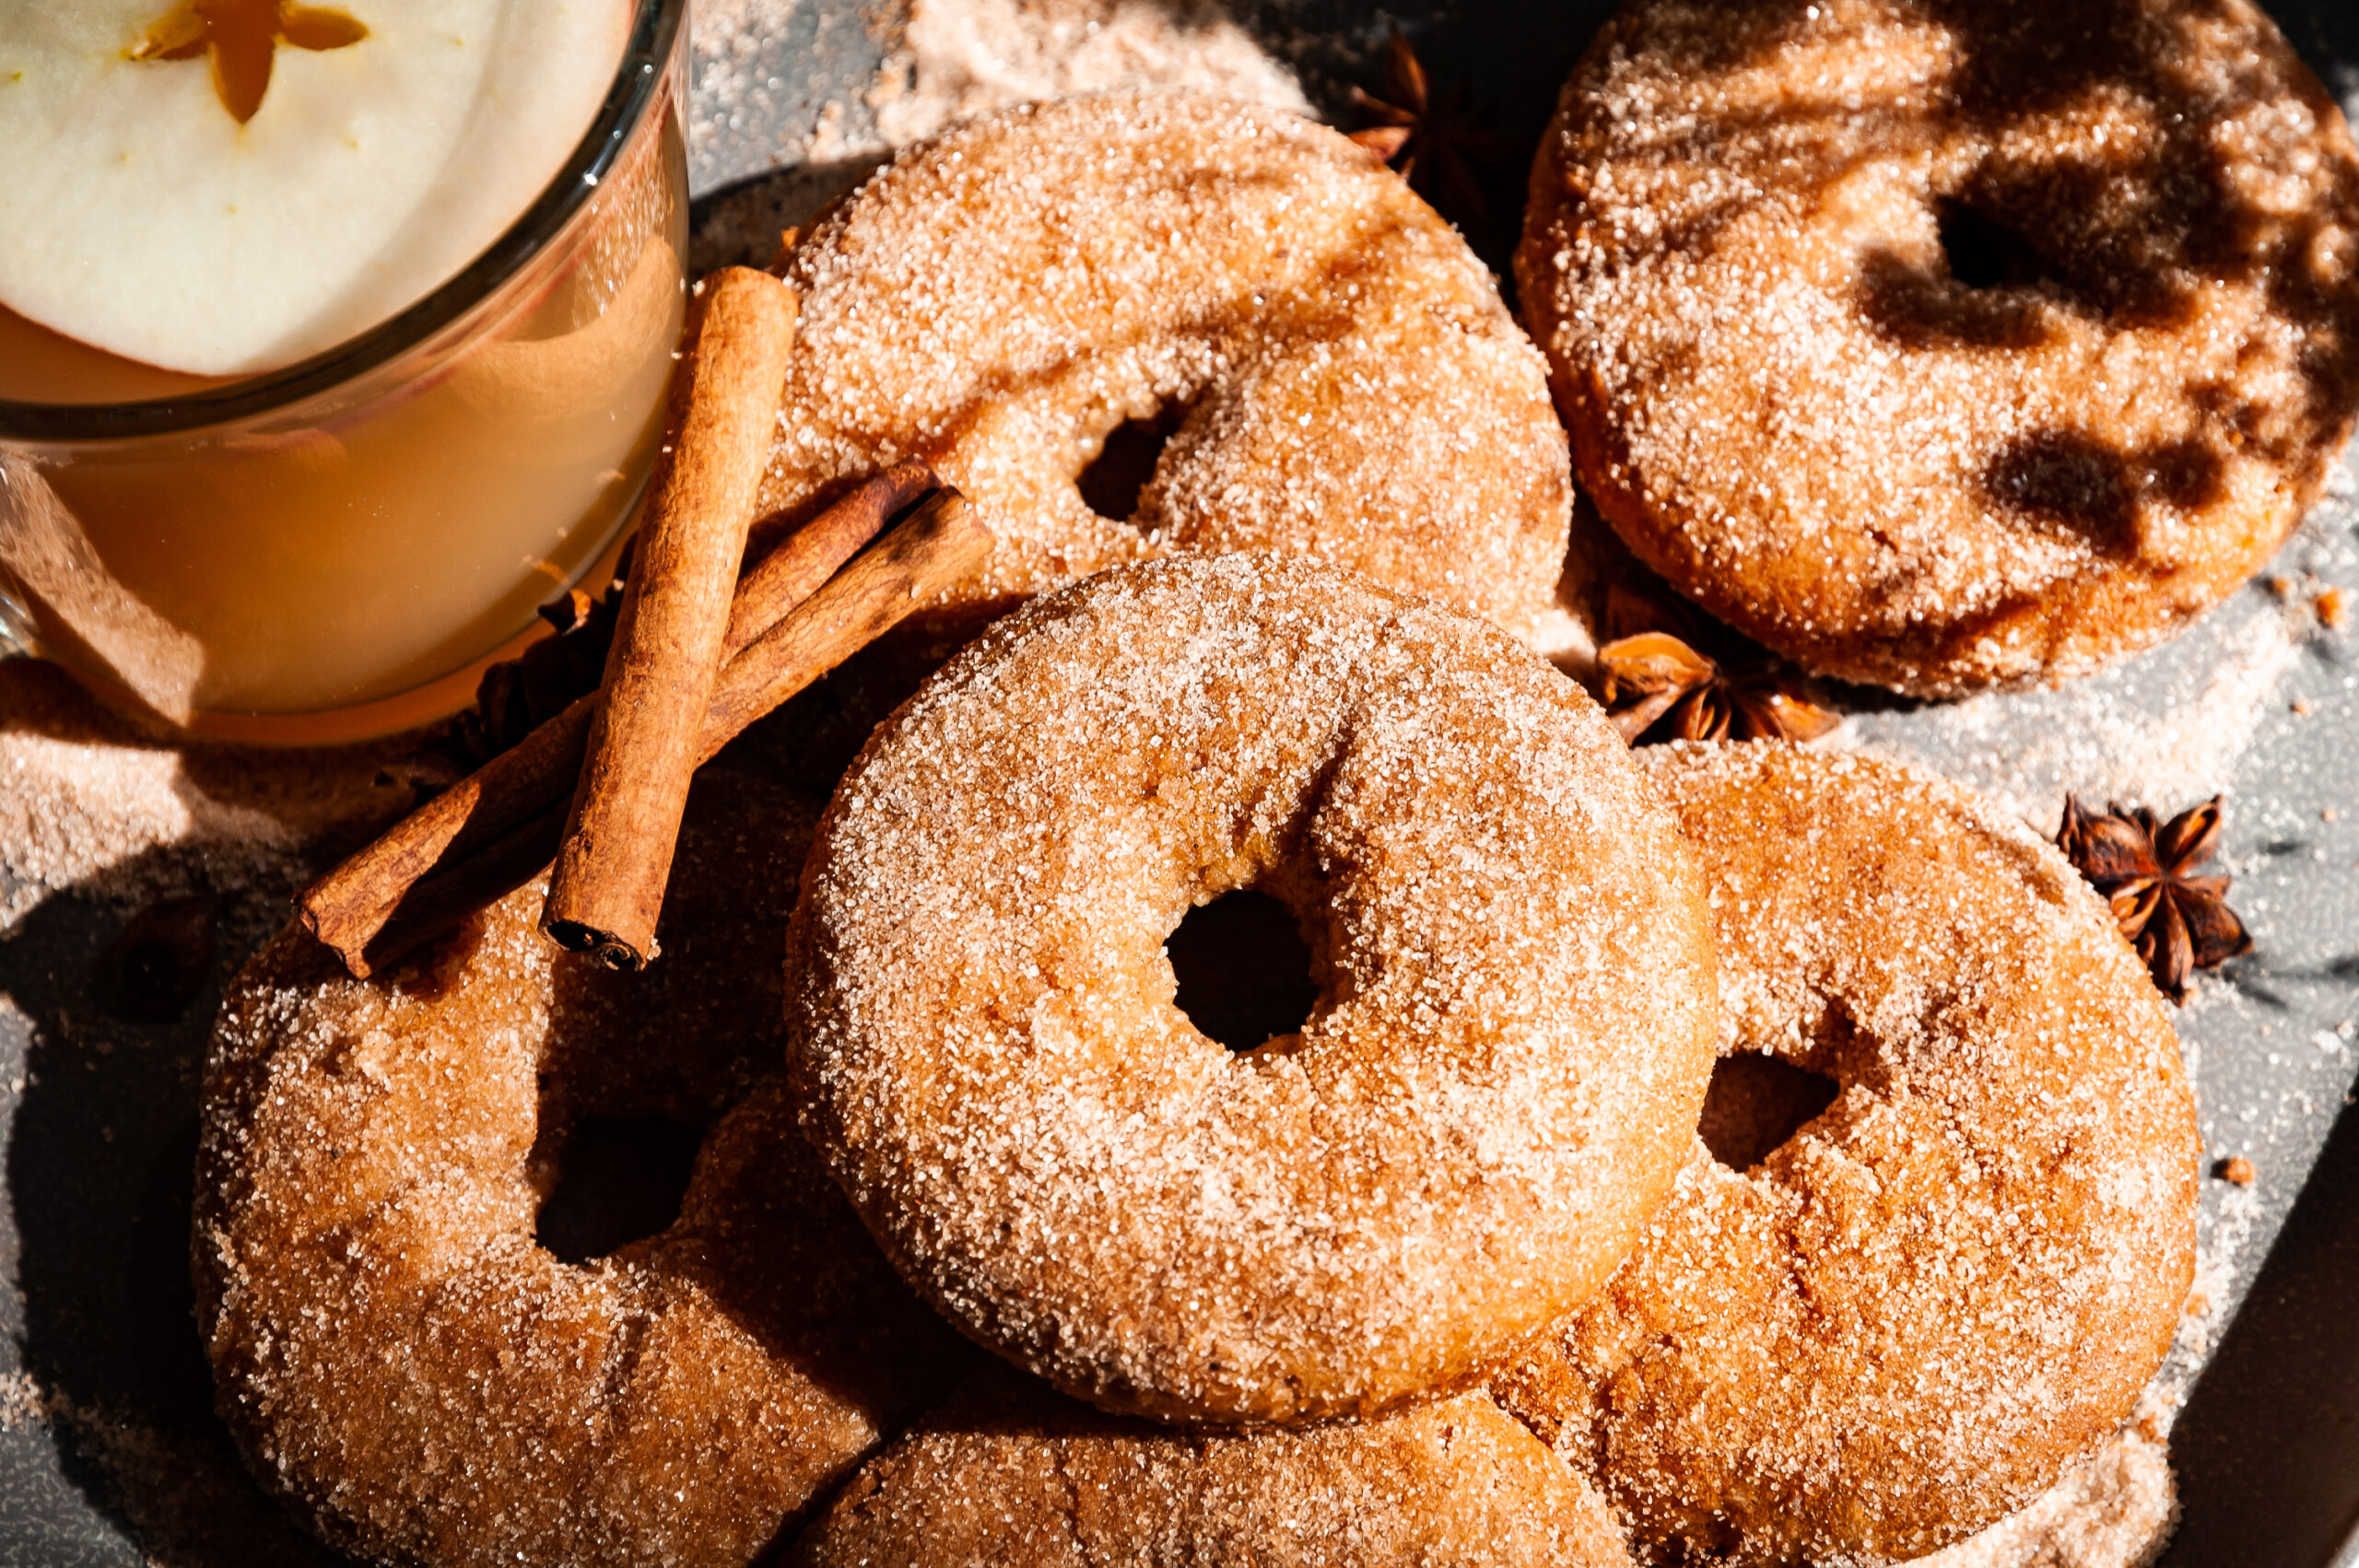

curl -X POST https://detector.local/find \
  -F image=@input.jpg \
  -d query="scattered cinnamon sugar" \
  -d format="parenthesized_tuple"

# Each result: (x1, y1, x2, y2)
(1917, 1421, 2179, 1568)
(1846, 571, 2315, 824)
(0, 661, 409, 933)
(870, 0, 1309, 148)
(0, 1368, 41, 1431)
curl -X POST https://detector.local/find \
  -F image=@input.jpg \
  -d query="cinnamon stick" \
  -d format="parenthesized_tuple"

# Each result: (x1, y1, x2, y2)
(299, 486, 987, 977)
(301, 696, 596, 975)
(550, 489, 989, 967)
(299, 466, 937, 977)
(699, 489, 986, 759)
(542, 266, 801, 970)
(728, 461, 936, 654)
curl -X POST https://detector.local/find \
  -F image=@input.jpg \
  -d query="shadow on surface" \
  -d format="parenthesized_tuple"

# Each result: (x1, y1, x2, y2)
(2162, 1094, 2359, 1568)
(3, 838, 352, 1566)
(687, 155, 898, 275)
(0, 663, 440, 1562)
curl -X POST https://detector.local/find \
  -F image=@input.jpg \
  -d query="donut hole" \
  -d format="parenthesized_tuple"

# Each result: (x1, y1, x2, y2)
(534, 1114, 704, 1265)
(1077, 402, 1191, 523)
(1855, 192, 2079, 351)
(1934, 197, 2054, 293)
(1164, 888, 1320, 1053)
(1697, 1053, 1840, 1172)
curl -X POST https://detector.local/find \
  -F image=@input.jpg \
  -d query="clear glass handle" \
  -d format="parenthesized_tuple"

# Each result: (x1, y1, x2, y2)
(0, 468, 39, 659)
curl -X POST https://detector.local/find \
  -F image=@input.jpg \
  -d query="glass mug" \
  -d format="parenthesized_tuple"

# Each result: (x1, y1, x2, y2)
(0, 0, 689, 744)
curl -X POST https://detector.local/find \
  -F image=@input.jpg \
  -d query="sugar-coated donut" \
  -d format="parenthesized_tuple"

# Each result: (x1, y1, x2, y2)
(788, 1366, 1637, 1568)
(195, 772, 974, 1568)
(1490, 743, 2199, 1565)
(760, 91, 1573, 645)
(1520, 0, 2359, 694)
(787, 554, 1719, 1424)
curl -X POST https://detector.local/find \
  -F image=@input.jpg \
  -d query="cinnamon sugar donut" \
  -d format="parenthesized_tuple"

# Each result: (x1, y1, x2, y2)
(789, 1366, 1636, 1568)
(195, 771, 973, 1568)
(759, 90, 1573, 645)
(1521, 0, 2359, 694)
(1490, 743, 2199, 1564)
(786, 554, 1719, 1424)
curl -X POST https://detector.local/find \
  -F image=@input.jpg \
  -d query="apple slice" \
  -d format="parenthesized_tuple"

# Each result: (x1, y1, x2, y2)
(0, 0, 629, 378)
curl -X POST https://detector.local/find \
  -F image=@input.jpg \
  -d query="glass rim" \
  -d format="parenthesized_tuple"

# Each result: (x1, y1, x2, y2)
(0, 0, 687, 444)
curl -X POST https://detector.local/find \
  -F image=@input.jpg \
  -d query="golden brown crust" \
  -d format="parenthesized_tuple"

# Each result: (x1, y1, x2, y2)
(1519, 0, 2359, 694)
(788, 1366, 1636, 1568)
(1490, 743, 2200, 1565)
(194, 771, 974, 1568)
(760, 91, 1573, 645)
(787, 555, 1719, 1425)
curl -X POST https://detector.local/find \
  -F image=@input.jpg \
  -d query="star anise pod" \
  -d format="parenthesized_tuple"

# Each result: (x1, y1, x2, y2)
(1347, 32, 1512, 229)
(1594, 582, 1840, 745)
(2056, 795, 2253, 1003)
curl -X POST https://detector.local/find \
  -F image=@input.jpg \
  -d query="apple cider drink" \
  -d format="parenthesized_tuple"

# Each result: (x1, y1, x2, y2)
(0, 0, 689, 740)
